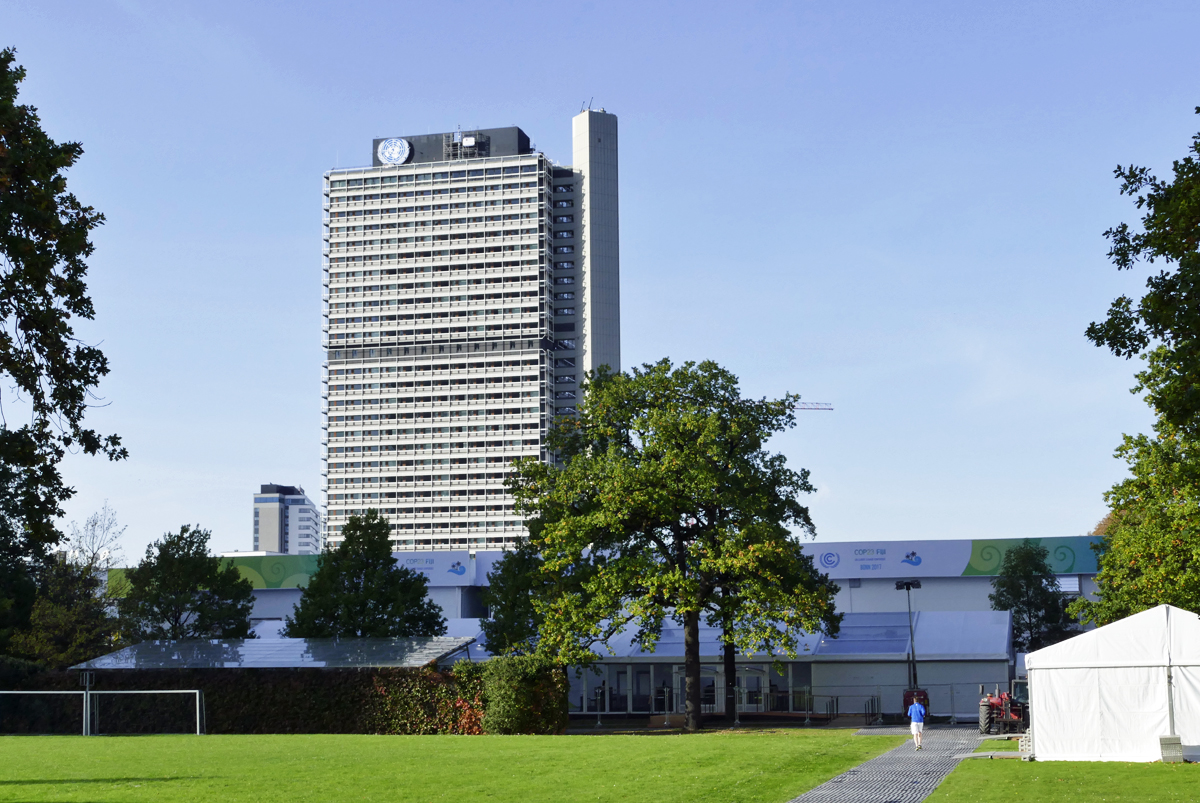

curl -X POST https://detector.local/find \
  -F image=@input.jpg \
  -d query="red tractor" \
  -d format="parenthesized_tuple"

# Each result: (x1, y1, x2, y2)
(978, 680, 1028, 734)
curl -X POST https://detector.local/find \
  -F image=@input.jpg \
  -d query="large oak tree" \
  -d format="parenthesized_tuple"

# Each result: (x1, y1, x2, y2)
(0, 49, 125, 648)
(510, 359, 840, 731)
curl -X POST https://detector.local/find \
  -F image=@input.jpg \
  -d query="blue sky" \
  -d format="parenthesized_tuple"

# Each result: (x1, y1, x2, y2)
(6, 0, 1199, 557)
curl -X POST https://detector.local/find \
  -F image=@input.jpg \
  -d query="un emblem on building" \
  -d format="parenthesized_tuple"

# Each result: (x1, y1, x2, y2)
(377, 138, 412, 165)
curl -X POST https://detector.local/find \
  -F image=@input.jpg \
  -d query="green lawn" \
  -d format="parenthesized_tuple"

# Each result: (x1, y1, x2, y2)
(932, 759, 1200, 802)
(0, 729, 903, 803)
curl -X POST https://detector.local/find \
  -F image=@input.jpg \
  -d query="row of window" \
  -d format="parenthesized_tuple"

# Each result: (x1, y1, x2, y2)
(329, 181, 540, 202)
(330, 342, 544, 361)
(327, 374, 539, 391)
(329, 360, 538, 376)
(328, 392, 541, 408)
(328, 306, 539, 324)
(327, 450, 535, 463)
(329, 197, 535, 217)
(330, 292, 538, 310)
(330, 213, 537, 233)
(328, 244, 540, 265)
(327, 468, 515, 479)
(329, 415, 537, 429)
(330, 230, 538, 249)
(328, 273, 538, 286)
(330, 423, 539, 436)
(330, 165, 540, 188)
(329, 438, 540, 451)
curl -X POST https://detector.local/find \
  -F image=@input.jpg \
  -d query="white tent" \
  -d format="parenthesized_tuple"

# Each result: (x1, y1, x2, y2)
(1026, 604, 1200, 762)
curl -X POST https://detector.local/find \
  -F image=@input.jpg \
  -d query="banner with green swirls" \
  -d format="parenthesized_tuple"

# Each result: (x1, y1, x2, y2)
(804, 536, 1101, 579)
(959, 537, 1098, 576)
(222, 554, 320, 589)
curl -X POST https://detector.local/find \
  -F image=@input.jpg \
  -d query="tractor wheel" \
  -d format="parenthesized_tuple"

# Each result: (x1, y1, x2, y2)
(978, 703, 993, 735)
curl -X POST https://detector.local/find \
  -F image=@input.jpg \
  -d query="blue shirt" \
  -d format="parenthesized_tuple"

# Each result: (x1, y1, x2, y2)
(907, 702, 926, 723)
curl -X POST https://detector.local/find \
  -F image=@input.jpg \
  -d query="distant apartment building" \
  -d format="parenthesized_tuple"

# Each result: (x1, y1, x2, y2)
(323, 110, 620, 551)
(253, 484, 323, 555)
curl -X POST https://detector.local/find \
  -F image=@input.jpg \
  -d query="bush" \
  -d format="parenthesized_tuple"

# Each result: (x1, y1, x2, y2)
(481, 655, 568, 735)
(368, 664, 484, 735)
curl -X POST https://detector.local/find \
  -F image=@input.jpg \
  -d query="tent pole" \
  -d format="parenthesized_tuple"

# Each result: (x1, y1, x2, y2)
(1167, 665, 1176, 736)
(1166, 607, 1176, 737)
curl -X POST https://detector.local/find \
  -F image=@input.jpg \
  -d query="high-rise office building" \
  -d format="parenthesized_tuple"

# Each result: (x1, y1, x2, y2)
(253, 484, 323, 554)
(323, 110, 620, 550)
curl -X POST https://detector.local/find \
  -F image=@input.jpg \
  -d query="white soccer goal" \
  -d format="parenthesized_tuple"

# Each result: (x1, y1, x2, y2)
(0, 689, 204, 735)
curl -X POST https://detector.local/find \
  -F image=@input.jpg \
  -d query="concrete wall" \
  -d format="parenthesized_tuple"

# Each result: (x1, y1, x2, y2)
(573, 110, 620, 375)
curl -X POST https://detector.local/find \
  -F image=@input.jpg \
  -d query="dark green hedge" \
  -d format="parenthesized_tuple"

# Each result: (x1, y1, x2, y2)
(0, 658, 565, 735)
(481, 656, 568, 735)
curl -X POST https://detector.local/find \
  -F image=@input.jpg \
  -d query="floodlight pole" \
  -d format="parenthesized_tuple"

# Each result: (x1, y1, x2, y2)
(895, 580, 921, 688)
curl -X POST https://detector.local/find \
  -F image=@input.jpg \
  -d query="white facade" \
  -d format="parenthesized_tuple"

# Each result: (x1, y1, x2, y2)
(323, 112, 620, 550)
(253, 484, 323, 555)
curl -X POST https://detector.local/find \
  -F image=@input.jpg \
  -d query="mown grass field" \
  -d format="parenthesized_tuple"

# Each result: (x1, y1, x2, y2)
(933, 758, 1200, 802)
(0, 729, 903, 803)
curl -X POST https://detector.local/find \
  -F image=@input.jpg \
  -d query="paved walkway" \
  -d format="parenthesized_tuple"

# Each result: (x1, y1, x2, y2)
(788, 725, 985, 803)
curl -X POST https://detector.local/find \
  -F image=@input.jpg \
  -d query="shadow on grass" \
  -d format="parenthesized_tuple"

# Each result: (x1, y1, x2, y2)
(0, 777, 202, 786)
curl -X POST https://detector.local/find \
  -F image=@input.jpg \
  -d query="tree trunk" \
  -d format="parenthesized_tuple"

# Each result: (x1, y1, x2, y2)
(684, 608, 702, 732)
(724, 634, 737, 724)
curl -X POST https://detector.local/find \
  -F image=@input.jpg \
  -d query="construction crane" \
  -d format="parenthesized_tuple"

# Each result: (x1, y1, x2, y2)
(795, 402, 834, 411)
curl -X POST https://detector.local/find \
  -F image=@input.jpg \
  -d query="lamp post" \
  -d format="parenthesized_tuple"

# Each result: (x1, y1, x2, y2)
(895, 580, 921, 689)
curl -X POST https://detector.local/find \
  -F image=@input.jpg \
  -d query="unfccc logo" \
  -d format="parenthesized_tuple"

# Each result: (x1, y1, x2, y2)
(820, 552, 840, 569)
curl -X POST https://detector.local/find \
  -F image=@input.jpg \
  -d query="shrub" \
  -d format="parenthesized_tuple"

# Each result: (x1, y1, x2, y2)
(481, 655, 568, 735)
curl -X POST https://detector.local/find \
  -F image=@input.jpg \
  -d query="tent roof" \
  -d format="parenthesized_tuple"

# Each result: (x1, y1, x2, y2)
(71, 636, 476, 670)
(1026, 604, 1200, 670)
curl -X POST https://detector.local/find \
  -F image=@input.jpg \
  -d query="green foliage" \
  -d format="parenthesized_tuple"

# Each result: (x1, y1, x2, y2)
(1070, 423, 1200, 625)
(8, 554, 119, 668)
(480, 655, 568, 735)
(284, 510, 445, 638)
(1086, 108, 1200, 435)
(118, 525, 254, 640)
(0, 730, 906, 803)
(0, 49, 125, 650)
(480, 541, 549, 655)
(0, 537, 35, 653)
(509, 359, 840, 731)
(368, 664, 485, 735)
(988, 539, 1073, 651)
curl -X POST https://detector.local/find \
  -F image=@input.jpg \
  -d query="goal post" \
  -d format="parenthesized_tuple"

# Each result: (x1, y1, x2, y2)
(0, 689, 204, 735)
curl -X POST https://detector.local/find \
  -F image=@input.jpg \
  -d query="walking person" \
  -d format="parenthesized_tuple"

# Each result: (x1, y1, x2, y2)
(907, 696, 927, 750)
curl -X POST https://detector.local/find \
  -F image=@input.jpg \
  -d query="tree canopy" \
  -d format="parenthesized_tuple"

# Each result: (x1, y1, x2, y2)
(509, 359, 840, 731)
(284, 510, 445, 639)
(1086, 107, 1200, 435)
(1076, 109, 1200, 624)
(479, 541, 546, 656)
(988, 539, 1073, 651)
(1070, 422, 1200, 625)
(0, 49, 125, 646)
(118, 525, 254, 640)
(9, 553, 118, 668)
